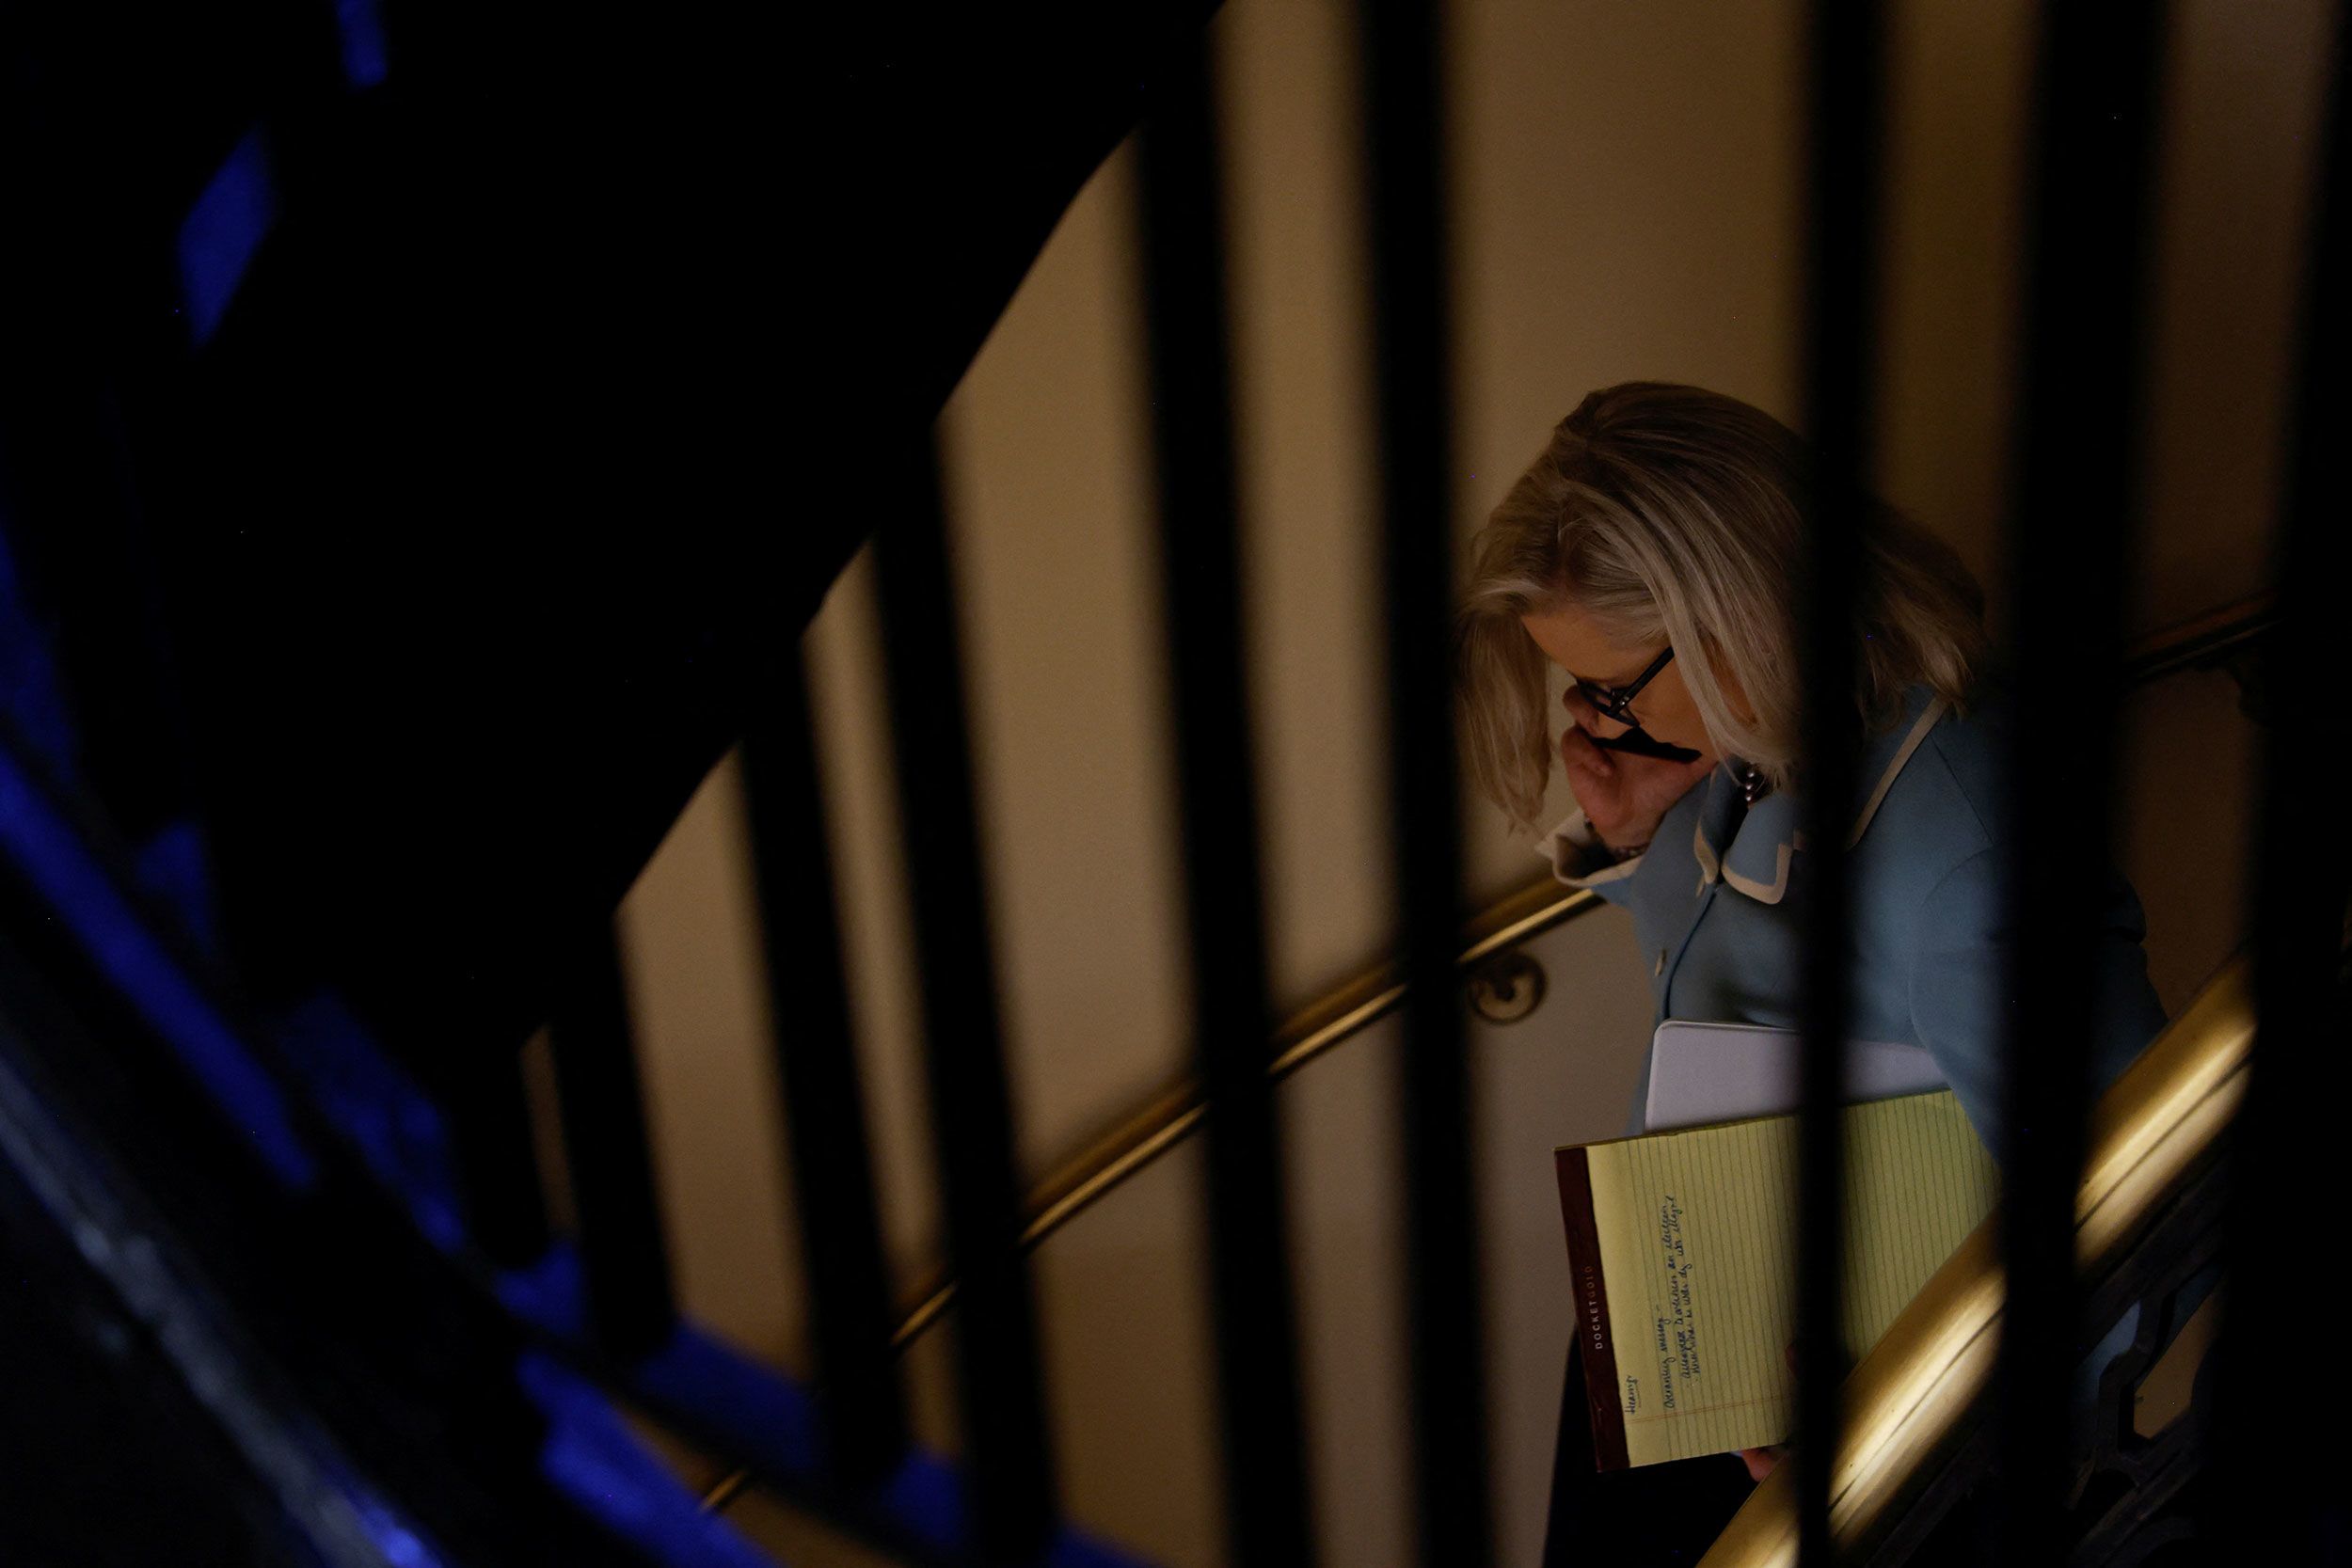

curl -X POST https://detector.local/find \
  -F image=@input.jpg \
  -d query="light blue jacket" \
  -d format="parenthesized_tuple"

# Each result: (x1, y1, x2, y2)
(1546, 683, 2169, 1157)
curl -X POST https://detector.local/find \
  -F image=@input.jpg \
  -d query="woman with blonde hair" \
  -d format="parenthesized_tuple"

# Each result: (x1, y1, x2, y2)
(1468, 375, 2164, 1504)
(1463, 382, 2170, 1496)
(1459, 381, 2166, 1154)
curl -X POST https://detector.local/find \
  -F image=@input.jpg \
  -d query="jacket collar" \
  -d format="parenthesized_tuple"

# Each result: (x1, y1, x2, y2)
(1693, 686, 1951, 905)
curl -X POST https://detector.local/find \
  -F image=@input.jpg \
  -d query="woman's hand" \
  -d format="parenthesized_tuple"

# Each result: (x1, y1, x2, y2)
(1556, 689, 1716, 853)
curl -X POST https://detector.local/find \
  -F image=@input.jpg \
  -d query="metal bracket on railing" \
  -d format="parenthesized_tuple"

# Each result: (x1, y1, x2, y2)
(1466, 951, 1547, 1025)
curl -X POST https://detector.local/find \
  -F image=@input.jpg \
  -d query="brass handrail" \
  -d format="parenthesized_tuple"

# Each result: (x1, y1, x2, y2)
(887, 876, 1601, 1348)
(1698, 957, 2253, 1565)
(2121, 589, 2275, 686)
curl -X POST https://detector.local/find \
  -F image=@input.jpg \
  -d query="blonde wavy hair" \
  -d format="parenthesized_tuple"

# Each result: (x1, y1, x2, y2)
(1457, 381, 1988, 836)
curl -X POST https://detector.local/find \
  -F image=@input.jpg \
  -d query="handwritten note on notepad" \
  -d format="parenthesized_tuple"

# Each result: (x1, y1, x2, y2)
(1555, 1090, 1998, 1468)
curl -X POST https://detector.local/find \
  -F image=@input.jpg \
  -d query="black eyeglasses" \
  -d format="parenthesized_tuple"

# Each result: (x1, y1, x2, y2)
(1575, 645, 1676, 726)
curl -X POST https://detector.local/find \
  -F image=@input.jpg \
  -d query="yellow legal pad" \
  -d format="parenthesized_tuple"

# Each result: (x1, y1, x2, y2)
(1554, 1089, 1997, 1469)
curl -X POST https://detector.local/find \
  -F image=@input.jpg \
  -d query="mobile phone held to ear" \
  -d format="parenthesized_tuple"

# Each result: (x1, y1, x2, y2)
(1591, 724, 1705, 765)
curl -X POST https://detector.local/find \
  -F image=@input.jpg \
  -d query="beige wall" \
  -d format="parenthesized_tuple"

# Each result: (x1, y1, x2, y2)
(612, 2, 2328, 1561)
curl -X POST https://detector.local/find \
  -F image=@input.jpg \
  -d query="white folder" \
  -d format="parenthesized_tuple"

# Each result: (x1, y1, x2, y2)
(1643, 1020, 1949, 1132)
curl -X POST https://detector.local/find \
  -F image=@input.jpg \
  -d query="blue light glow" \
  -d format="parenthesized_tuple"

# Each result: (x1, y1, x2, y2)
(334, 0, 389, 88)
(518, 1352, 780, 1568)
(319, 1458, 452, 1568)
(497, 1254, 1158, 1566)
(271, 992, 465, 1252)
(133, 819, 221, 961)
(0, 745, 314, 1185)
(497, 1242, 591, 1341)
(636, 1325, 823, 1479)
(177, 131, 277, 345)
